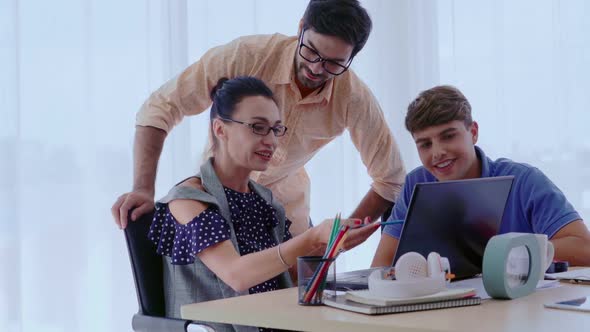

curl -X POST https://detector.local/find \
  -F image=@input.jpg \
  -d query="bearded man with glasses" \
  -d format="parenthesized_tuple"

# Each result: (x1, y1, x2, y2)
(113, 0, 406, 241)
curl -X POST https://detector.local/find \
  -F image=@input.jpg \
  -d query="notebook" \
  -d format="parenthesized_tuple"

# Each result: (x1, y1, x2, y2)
(346, 287, 477, 306)
(545, 268, 590, 284)
(324, 294, 481, 315)
(334, 176, 514, 289)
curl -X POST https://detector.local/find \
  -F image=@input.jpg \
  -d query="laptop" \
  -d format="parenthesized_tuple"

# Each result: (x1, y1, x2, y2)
(333, 176, 514, 290)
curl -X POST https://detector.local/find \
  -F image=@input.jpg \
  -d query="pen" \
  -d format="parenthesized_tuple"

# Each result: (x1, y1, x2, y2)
(350, 219, 404, 229)
(379, 220, 404, 226)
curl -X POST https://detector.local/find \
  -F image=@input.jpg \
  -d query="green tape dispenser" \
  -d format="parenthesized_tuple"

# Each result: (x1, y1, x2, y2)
(482, 232, 542, 299)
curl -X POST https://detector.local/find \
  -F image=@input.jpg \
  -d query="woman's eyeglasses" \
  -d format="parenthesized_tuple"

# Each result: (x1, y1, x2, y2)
(221, 117, 288, 137)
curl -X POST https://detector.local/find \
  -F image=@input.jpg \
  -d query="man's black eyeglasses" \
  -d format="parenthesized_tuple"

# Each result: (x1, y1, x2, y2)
(220, 117, 288, 137)
(298, 29, 353, 76)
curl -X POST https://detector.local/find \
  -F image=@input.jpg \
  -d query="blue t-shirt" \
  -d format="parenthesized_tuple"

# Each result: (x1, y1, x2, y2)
(383, 146, 580, 239)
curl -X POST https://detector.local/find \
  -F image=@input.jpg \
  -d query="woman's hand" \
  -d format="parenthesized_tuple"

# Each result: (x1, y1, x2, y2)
(312, 217, 379, 251)
(341, 217, 381, 251)
(312, 218, 337, 248)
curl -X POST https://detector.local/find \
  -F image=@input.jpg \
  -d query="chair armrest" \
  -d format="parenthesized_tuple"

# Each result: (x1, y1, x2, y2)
(132, 313, 215, 332)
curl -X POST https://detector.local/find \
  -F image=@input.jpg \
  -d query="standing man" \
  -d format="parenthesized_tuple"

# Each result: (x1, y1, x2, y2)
(112, 0, 405, 237)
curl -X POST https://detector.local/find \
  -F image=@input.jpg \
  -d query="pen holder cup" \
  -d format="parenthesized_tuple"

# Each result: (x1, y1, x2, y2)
(297, 256, 336, 305)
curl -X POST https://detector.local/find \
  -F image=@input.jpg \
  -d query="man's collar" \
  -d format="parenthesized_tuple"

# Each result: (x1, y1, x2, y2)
(270, 37, 298, 85)
(316, 78, 334, 103)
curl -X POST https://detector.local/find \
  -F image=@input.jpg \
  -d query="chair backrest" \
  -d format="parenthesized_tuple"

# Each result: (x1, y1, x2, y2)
(124, 210, 166, 317)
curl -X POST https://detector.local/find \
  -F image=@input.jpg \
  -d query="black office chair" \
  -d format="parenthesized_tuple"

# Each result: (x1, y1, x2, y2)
(124, 210, 215, 332)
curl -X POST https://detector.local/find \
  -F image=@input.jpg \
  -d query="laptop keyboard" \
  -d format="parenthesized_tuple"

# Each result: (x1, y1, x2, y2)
(332, 267, 380, 287)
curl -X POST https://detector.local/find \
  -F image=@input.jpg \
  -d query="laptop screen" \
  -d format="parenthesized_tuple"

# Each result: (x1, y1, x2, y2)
(394, 176, 514, 280)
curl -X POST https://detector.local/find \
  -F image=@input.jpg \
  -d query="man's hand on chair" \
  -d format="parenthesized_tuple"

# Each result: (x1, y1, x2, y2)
(111, 190, 154, 229)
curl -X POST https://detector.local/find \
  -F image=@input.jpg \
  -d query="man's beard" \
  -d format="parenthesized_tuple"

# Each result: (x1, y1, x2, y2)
(297, 62, 328, 89)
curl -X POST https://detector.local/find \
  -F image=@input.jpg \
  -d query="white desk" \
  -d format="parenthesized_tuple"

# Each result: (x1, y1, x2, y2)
(181, 281, 590, 332)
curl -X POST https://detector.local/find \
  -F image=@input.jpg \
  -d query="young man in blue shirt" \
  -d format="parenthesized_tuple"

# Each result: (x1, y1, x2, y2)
(371, 85, 590, 267)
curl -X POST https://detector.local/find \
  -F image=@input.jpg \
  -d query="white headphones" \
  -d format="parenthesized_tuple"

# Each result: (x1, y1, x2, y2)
(368, 252, 451, 298)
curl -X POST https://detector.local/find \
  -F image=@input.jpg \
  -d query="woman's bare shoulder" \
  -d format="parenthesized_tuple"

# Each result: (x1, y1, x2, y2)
(169, 177, 210, 225)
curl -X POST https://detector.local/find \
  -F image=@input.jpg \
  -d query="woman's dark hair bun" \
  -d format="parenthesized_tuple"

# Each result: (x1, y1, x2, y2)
(210, 77, 230, 101)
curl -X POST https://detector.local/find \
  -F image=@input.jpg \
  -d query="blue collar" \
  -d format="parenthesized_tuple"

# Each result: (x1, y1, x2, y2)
(475, 145, 493, 177)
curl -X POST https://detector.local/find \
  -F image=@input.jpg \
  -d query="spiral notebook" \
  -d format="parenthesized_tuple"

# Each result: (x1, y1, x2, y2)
(324, 294, 482, 315)
(323, 288, 481, 315)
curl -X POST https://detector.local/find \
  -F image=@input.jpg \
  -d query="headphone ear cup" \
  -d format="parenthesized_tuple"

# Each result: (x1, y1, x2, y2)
(394, 252, 428, 281)
(427, 252, 443, 278)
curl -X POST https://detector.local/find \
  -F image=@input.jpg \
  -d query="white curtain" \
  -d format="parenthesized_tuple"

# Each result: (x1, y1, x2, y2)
(436, 0, 590, 223)
(2, 0, 588, 331)
(1, 1, 191, 331)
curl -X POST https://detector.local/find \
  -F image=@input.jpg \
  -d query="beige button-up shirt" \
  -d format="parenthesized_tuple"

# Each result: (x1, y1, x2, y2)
(137, 33, 405, 236)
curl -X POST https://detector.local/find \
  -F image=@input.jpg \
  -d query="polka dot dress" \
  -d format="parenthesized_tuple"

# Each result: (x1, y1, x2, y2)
(149, 185, 292, 297)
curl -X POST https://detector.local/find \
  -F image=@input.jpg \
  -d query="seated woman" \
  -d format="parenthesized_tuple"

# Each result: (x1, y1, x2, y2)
(149, 76, 379, 332)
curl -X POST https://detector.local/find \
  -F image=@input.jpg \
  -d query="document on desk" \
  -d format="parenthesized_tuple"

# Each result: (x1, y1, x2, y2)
(449, 277, 560, 300)
(546, 268, 590, 284)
